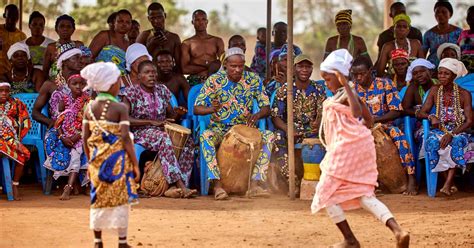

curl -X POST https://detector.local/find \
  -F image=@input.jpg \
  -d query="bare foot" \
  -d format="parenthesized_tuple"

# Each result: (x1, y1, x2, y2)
(440, 186, 452, 196)
(329, 239, 360, 248)
(395, 230, 410, 248)
(118, 243, 132, 248)
(403, 175, 418, 196)
(60, 185, 72, 200)
(12, 185, 22, 201)
(94, 241, 103, 248)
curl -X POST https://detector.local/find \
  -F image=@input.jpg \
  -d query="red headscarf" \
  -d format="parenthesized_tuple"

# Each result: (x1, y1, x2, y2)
(391, 49, 409, 61)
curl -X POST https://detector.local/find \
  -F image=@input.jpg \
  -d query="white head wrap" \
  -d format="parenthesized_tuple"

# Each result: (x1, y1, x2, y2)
(0, 82, 11, 88)
(81, 62, 121, 92)
(437, 43, 461, 60)
(405, 58, 435, 82)
(7, 42, 30, 60)
(125, 43, 152, 72)
(320, 49, 353, 76)
(439, 58, 468, 79)
(224, 47, 245, 61)
(57, 48, 82, 69)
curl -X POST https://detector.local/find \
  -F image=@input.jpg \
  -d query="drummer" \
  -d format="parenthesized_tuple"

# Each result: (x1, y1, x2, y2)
(194, 47, 274, 200)
(271, 54, 326, 193)
(351, 56, 417, 195)
(122, 60, 197, 198)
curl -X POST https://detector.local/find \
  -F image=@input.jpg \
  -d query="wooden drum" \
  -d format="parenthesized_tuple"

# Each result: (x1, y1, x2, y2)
(164, 123, 191, 159)
(216, 125, 263, 194)
(371, 124, 407, 193)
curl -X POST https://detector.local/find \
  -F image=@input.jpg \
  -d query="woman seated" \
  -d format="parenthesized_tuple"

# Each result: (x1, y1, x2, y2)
(44, 74, 90, 200)
(0, 82, 31, 200)
(377, 14, 424, 77)
(1, 42, 45, 94)
(122, 60, 197, 198)
(418, 58, 471, 196)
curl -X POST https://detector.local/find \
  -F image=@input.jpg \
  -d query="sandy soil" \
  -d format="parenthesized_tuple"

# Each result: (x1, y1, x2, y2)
(1, 186, 474, 248)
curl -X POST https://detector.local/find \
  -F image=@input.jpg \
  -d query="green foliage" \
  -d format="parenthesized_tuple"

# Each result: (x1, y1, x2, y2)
(70, 0, 187, 43)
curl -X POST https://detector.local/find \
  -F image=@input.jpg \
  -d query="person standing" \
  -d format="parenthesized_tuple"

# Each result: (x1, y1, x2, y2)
(23, 11, 54, 72)
(0, 4, 27, 76)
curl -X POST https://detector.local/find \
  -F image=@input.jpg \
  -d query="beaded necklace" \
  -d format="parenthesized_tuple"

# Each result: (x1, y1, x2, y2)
(96, 92, 119, 103)
(435, 84, 463, 133)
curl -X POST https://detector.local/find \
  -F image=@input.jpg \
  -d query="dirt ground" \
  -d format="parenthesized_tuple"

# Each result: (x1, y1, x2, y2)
(1, 185, 474, 248)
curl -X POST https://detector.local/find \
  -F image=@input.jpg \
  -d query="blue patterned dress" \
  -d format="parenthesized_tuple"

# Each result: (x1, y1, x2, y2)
(422, 27, 462, 66)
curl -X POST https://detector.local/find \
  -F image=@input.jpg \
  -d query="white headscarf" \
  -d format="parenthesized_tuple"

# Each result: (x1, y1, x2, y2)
(81, 62, 121, 92)
(0, 82, 11, 88)
(57, 48, 82, 69)
(7, 42, 30, 60)
(405, 58, 435, 82)
(437, 43, 461, 60)
(439, 58, 468, 79)
(125, 43, 152, 72)
(320, 49, 353, 76)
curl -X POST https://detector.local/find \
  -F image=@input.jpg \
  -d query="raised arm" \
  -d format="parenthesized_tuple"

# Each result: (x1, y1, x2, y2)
(136, 30, 151, 45)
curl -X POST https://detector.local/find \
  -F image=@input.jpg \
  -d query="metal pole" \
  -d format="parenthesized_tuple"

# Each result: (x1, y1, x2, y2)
(286, 0, 295, 200)
(265, 0, 272, 81)
(19, 0, 23, 31)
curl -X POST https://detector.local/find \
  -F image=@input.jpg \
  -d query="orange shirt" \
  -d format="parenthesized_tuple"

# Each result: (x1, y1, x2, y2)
(0, 24, 27, 75)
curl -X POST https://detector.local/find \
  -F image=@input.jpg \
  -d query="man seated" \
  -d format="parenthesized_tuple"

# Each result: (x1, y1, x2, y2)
(351, 56, 417, 195)
(271, 54, 326, 193)
(0, 82, 31, 200)
(181, 9, 224, 86)
(390, 49, 410, 90)
(194, 48, 274, 200)
(137, 2, 181, 69)
(155, 50, 189, 105)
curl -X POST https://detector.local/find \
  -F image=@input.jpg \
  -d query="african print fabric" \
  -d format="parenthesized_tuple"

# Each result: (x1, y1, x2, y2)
(422, 28, 462, 66)
(9, 80, 35, 95)
(355, 77, 415, 174)
(96, 45, 126, 75)
(195, 70, 274, 181)
(0, 97, 31, 165)
(123, 84, 194, 185)
(458, 30, 474, 73)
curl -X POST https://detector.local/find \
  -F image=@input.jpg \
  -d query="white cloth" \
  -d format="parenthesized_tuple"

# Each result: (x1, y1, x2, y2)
(81, 62, 121, 92)
(57, 48, 81, 69)
(0, 82, 11, 88)
(225, 47, 245, 60)
(7, 42, 30, 60)
(90, 204, 130, 230)
(437, 43, 461, 60)
(320, 49, 353, 76)
(125, 43, 152, 72)
(439, 58, 468, 79)
(405, 58, 435, 82)
(43, 146, 89, 186)
(325, 196, 394, 225)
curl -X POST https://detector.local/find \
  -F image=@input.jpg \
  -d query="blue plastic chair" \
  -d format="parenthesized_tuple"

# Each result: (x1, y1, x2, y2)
(419, 90, 438, 197)
(13, 93, 48, 193)
(1, 157, 14, 200)
(197, 97, 266, 195)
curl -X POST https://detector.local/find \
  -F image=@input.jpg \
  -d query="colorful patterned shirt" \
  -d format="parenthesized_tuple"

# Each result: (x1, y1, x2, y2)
(271, 80, 326, 137)
(195, 70, 269, 129)
(250, 42, 302, 81)
(458, 30, 474, 55)
(355, 77, 402, 117)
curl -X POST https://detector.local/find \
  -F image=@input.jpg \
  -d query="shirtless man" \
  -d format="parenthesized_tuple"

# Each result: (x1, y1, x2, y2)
(155, 49, 189, 105)
(181, 9, 224, 86)
(137, 2, 181, 69)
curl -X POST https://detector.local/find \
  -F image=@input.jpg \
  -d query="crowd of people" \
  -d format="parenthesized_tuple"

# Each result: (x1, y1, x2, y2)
(0, 1, 473, 246)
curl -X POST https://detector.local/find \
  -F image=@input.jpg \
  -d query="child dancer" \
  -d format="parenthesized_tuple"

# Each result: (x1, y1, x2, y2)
(312, 49, 410, 248)
(44, 74, 90, 200)
(81, 62, 140, 248)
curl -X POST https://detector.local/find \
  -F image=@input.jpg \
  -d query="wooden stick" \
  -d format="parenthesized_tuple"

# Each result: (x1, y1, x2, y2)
(265, 0, 272, 81)
(287, 0, 295, 200)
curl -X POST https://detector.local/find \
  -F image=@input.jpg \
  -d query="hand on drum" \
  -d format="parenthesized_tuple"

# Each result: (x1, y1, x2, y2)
(247, 114, 260, 127)
(174, 106, 187, 116)
(440, 133, 453, 149)
(151, 120, 171, 127)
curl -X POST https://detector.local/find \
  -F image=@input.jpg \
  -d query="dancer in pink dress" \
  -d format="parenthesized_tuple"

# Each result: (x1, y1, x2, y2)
(312, 49, 410, 248)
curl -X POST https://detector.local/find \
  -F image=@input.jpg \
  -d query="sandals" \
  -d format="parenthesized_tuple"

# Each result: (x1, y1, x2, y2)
(214, 188, 229, 200)
(246, 186, 271, 198)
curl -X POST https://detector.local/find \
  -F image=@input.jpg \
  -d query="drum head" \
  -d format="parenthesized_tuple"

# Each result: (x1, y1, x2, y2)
(230, 125, 262, 144)
(302, 138, 322, 145)
(164, 123, 191, 135)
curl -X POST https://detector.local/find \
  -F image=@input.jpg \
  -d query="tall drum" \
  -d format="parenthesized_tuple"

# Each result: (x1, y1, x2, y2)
(216, 125, 262, 194)
(301, 138, 326, 181)
(371, 124, 408, 193)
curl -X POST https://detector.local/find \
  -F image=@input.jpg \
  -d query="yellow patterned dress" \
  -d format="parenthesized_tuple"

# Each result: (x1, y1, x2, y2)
(86, 119, 138, 230)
